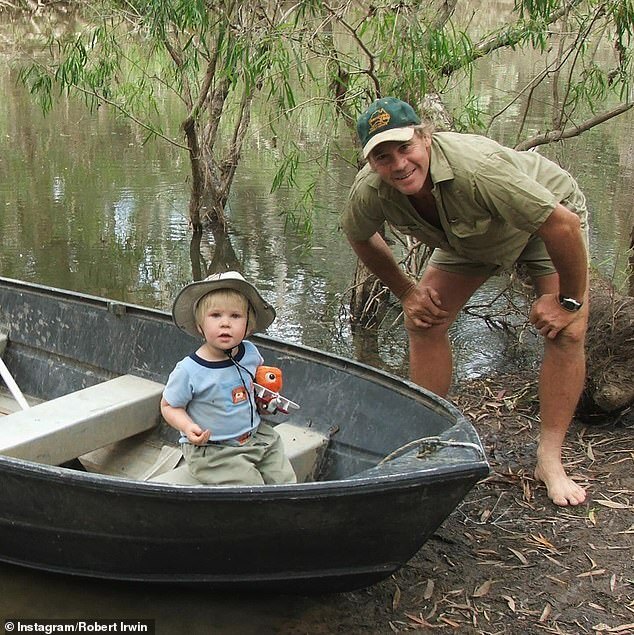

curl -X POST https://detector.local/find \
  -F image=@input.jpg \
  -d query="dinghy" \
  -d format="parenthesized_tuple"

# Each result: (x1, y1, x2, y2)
(0, 276, 488, 591)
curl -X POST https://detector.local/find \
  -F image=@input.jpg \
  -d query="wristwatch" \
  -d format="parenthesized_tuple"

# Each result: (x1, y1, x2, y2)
(558, 295, 583, 312)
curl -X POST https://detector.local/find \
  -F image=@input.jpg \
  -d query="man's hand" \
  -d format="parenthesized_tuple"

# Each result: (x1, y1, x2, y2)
(402, 285, 450, 328)
(529, 293, 581, 340)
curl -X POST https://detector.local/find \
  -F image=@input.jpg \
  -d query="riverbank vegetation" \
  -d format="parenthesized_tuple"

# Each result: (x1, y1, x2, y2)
(8, 0, 634, 413)
(13, 1, 633, 224)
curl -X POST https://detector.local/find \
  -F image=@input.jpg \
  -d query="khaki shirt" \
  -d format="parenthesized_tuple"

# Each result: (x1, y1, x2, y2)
(341, 132, 586, 270)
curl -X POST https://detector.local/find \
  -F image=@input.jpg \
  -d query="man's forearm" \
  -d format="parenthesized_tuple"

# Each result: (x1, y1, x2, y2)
(537, 205, 588, 300)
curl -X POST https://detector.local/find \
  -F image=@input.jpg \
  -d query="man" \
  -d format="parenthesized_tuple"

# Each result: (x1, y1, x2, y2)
(341, 97, 589, 506)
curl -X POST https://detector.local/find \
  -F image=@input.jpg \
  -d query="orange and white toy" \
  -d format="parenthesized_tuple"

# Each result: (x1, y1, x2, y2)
(253, 366, 300, 414)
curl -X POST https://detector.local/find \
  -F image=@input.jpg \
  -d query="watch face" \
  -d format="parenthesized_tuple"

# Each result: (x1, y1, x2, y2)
(559, 296, 582, 311)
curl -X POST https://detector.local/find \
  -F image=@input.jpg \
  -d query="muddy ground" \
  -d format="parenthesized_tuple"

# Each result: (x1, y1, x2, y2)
(283, 373, 634, 635)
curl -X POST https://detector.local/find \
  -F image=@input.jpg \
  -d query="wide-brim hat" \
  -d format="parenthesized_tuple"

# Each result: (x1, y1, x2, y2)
(357, 97, 421, 158)
(172, 271, 276, 338)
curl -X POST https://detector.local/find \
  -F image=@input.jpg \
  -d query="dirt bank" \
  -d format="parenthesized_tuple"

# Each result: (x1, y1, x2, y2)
(282, 373, 634, 635)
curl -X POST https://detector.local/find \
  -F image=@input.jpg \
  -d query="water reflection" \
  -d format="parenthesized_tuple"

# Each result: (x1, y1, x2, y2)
(0, 561, 340, 634)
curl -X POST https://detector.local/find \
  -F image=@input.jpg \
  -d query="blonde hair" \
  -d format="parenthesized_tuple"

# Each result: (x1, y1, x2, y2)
(195, 289, 257, 336)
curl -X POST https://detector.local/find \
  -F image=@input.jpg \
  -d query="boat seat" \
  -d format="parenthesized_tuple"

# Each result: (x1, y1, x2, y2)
(148, 423, 329, 485)
(275, 423, 330, 483)
(0, 374, 164, 465)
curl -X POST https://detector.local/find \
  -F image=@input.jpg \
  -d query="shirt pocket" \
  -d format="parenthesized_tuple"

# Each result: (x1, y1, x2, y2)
(389, 221, 446, 249)
(445, 209, 493, 238)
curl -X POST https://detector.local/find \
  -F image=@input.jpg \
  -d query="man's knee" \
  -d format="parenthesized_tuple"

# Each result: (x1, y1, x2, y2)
(404, 315, 452, 339)
(553, 316, 587, 350)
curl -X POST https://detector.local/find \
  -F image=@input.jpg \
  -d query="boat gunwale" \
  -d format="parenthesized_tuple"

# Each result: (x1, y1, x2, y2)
(0, 449, 489, 500)
(0, 548, 400, 586)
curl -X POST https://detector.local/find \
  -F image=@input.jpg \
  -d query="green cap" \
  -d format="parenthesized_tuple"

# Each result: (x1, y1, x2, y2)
(357, 97, 421, 159)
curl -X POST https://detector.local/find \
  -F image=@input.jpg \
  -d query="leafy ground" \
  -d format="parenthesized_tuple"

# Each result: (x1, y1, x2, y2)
(282, 373, 634, 635)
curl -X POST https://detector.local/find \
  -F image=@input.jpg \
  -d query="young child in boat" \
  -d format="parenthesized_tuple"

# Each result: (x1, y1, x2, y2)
(160, 271, 296, 486)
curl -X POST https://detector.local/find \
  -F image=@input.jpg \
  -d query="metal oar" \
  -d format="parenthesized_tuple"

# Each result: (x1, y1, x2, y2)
(0, 357, 30, 410)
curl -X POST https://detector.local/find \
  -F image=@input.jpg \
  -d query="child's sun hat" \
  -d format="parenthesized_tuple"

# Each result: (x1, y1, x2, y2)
(172, 271, 276, 338)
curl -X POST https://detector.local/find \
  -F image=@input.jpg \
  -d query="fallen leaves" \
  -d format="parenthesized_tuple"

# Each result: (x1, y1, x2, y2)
(388, 373, 634, 635)
(577, 568, 607, 578)
(404, 612, 440, 629)
(502, 595, 516, 612)
(507, 547, 529, 566)
(392, 583, 401, 611)
(587, 440, 596, 462)
(529, 533, 558, 551)
(539, 602, 553, 622)
(592, 624, 634, 634)
(595, 498, 632, 510)
(472, 579, 495, 598)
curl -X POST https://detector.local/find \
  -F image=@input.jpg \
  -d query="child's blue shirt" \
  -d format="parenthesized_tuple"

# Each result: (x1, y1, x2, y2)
(163, 340, 263, 443)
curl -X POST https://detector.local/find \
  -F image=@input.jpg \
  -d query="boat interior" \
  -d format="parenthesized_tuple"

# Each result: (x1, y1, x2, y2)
(0, 332, 331, 485)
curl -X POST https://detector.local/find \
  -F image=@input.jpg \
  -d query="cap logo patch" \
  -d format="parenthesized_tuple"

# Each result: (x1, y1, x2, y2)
(368, 108, 391, 134)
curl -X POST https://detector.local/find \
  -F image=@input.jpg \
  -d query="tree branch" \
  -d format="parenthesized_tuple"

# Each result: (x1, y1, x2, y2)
(162, 31, 194, 111)
(219, 85, 254, 194)
(69, 83, 189, 150)
(441, 0, 584, 76)
(322, 2, 381, 96)
(514, 102, 634, 151)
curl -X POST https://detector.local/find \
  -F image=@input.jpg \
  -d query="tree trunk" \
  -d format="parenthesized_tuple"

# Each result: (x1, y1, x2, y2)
(579, 269, 634, 418)
(629, 225, 634, 297)
(349, 222, 391, 329)
(182, 90, 235, 233)
(188, 219, 241, 282)
(350, 259, 388, 329)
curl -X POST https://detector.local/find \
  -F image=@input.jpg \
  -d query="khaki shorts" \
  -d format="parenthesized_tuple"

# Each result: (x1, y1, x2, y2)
(430, 233, 555, 278)
(182, 422, 297, 486)
(429, 199, 590, 279)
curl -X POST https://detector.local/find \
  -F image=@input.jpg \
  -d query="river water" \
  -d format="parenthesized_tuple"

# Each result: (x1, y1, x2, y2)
(0, 7, 633, 633)
(2, 59, 632, 380)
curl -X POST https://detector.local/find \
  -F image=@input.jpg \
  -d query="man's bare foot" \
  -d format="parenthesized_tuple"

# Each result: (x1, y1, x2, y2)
(535, 462, 587, 506)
